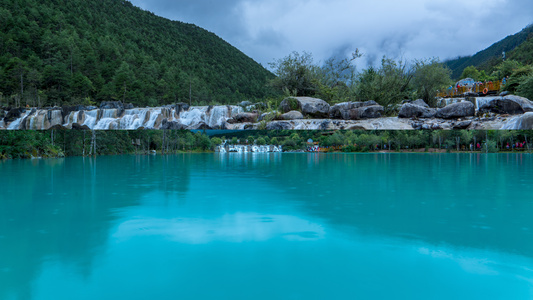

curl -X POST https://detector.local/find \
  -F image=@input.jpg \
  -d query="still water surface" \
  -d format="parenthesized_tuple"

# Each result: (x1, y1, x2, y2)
(1, 153, 533, 299)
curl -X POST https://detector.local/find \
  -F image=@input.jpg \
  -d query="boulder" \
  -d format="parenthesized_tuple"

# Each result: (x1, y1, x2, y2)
(266, 121, 293, 130)
(72, 123, 91, 130)
(100, 101, 124, 109)
(234, 113, 258, 123)
(279, 98, 300, 113)
(504, 95, 533, 112)
(239, 101, 253, 107)
(329, 101, 377, 119)
(49, 124, 66, 130)
(478, 97, 525, 115)
(188, 122, 210, 130)
(453, 120, 473, 130)
(174, 103, 190, 114)
(398, 103, 437, 119)
(281, 111, 304, 120)
(279, 97, 330, 118)
(436, 101, 475, 119)
(62, 105, 86, 121)
(411, 99, 430, 108)
(124, 103, 135, 109)
(341, 105, 384, 120)
(4, 108, 25, 123)
(161, 119, 187, 130)
(258, 112, 278, 122)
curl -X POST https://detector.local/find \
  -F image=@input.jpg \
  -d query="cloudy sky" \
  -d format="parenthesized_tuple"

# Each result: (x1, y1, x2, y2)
(129, 0, 533, 69)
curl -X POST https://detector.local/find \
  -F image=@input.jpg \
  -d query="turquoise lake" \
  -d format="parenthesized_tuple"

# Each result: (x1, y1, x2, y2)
(1, 153, 533, 299)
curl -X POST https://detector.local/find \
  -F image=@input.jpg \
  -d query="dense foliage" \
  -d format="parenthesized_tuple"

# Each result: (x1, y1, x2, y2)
(218, 130, 533, 153)
(0, 0, 274, 108)
(445, 24, 533, 79)
(269, 52, 452, 110)
(2, 130, 532, 160)
(0, 130, 215, 159)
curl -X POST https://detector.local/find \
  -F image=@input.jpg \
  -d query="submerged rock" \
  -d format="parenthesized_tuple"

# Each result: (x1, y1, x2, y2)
(436, 101, 475, 119)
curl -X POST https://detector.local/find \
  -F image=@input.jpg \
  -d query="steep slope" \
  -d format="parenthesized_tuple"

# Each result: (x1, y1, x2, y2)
(445, 24, 533, 79)
(0, 0, 274, 107)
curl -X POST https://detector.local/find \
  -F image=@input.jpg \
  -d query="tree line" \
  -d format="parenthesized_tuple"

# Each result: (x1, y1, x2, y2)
(216, 130, 533, 153)
(0, 0, 274, 108)
(3, 130, 531, 160)
(267, 51, 452, 110)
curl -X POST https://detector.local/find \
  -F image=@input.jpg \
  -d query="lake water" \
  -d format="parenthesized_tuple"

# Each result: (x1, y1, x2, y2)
(1, 153, 533, 299)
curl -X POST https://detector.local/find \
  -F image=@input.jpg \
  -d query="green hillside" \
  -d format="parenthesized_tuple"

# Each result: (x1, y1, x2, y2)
(445, 24, 533, 79)
(0, 0, 274, 107)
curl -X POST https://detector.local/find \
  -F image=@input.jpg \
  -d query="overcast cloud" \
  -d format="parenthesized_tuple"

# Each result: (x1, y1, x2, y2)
(130, 0, 533, 69)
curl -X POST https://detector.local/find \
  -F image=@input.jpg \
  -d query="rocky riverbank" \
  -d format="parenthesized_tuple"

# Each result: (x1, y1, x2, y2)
(2, 95, 533, 131)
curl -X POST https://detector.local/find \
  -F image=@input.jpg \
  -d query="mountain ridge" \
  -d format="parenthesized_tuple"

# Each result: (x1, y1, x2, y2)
(0, 0, 274, 107)
(445, 24, 533, 79)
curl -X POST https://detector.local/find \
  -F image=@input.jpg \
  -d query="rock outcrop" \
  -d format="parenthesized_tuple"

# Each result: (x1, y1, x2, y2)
(436, 101, 475, 119)
(4, 108, 25, 123)
(398, 103, 437, 119)
(328, 101, 379, 119)
(281, 111, 304, 120)
(478, 98, 525, 115)
(504, 95, 533, 112)
(266, 121, 293, 130)
(279, 97, 330, 118)
(234, 112, 258, 123)
(161, 119, 187, 130)
(411, 99, 430, 108)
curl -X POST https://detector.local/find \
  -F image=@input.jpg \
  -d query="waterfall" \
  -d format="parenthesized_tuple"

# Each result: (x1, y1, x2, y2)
(7, 110, 31, 130)
(5, 104, 251, 130)
(179, 107, 208, 127)
(144, 109, 163, 129)
(64, 111, 80, 126)
(475, 97, 498, 111)
(82, 110, 99, 129)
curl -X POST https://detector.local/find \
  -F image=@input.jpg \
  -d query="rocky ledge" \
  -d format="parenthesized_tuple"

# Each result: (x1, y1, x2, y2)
(2, 96, 533, 130)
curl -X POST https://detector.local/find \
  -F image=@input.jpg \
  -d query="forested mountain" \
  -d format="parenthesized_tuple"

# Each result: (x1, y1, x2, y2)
(445, 24, 533, 79)
(0, 0, 275, 107)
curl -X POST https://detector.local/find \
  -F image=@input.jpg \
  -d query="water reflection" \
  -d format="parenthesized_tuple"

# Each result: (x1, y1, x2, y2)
(1, 154, 533, 299)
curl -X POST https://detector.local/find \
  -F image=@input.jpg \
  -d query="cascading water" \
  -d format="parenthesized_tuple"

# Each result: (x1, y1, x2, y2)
(7, 110, 31, 130)
(82, 110, 99, 129)
(144, 109, 163, 129)
(179, 107, 208, 127)
(476, 97, 497, 111)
